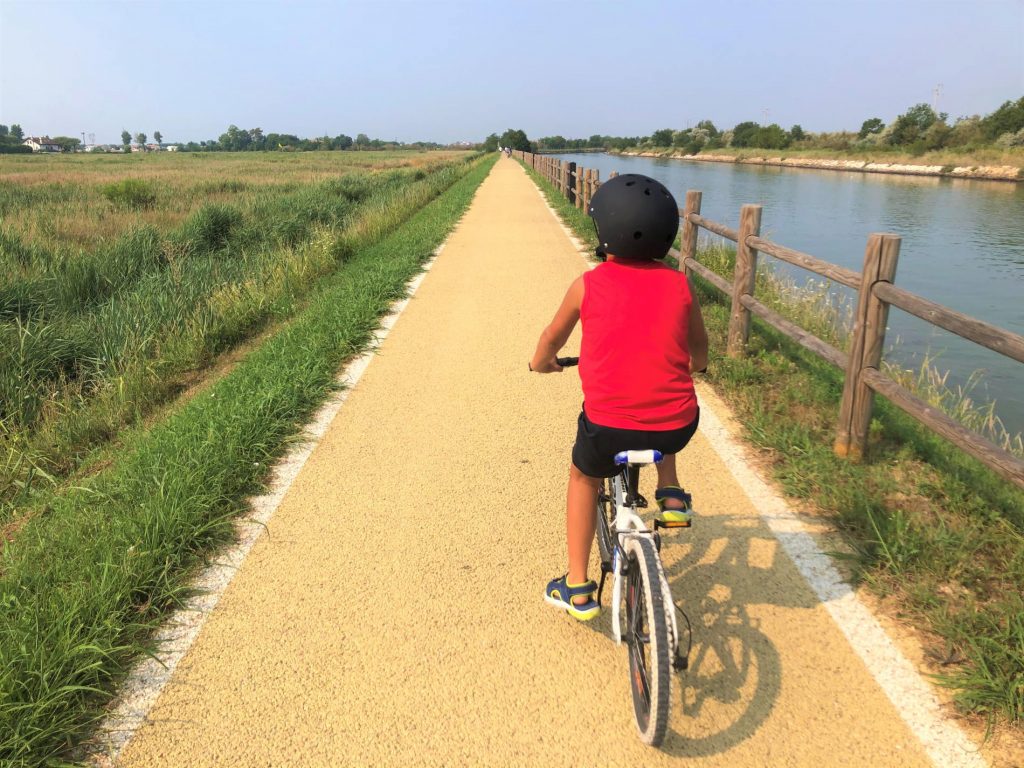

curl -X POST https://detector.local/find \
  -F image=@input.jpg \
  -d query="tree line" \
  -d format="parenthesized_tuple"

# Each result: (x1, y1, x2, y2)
(0, 122, 458, 153)
(516, 96, 1024, 155)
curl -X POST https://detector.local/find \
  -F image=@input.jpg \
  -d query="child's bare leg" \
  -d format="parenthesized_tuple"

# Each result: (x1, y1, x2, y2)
(655, 454, 686, 509)
(567, 464, 601, 602)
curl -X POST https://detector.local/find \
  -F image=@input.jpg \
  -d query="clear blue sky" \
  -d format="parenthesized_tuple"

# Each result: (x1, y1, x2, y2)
(1, 0, 1021, 145)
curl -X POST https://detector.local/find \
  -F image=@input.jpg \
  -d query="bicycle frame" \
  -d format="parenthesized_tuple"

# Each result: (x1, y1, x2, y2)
(603, 452, 681, 653)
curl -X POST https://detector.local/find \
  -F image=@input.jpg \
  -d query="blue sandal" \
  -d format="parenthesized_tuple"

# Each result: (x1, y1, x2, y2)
(655, 486, 693, 524)
(544, 575, 600, 621)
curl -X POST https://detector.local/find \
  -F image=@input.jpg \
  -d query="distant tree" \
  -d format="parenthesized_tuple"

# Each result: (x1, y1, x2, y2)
(753, 124, 790, 149)
(981, 96, 1024, 141)
(671, 130, 691, 147)
(354, 133, 370, 149)
(499, 128, 530, 152)
(789, 124, 805, 142)
(121, 130, 132, 148)
(587, 134, 604, 149)
(889, 103, 943, 145)
(0, 125, 8, 137)
(51, 136, 82, 152)
(947, 115, 984, 147)
(135, 132, 147, 147)
(730, 121, 760, 147)
(11, 124, 23, 140)
(483, 133, 499, 152)
(245, 128, 264, 150)
(218, 125, 251, 151)
(858, 118, 885, 139)
(650, 128, 674, 146)
(154, 130, 163, 145)
(922, 120, 953, 150)
(333, 133, 353, 150)
(695, 119, 719, 137)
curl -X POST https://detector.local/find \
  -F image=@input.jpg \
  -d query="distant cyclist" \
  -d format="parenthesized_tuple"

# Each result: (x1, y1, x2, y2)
(529, 174, 708, 621)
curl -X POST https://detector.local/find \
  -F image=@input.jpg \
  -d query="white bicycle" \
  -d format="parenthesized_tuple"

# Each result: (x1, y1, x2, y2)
(557, 357, 693, 747)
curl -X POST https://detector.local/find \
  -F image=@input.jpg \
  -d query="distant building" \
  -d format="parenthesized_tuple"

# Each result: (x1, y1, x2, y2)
(130, 144, 145, 153)
(23, 137, 61, 152)
(165, 144, 180, 152)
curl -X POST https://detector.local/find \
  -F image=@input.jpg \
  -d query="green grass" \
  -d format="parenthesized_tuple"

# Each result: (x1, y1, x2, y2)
(0, 157, 475, 527)
(517, 158, 1024, 726)
(0, 153, 496, 765)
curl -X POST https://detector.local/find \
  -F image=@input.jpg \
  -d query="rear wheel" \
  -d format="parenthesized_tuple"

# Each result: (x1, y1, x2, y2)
(624, 536, 671, 746)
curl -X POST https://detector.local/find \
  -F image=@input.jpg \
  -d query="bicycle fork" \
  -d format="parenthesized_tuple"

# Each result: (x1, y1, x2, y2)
(597, 539, 690, 672)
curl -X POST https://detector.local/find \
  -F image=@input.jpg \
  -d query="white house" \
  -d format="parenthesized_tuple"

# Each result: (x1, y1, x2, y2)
(23, 137, 61, 152)
(165, 144, 180, 152)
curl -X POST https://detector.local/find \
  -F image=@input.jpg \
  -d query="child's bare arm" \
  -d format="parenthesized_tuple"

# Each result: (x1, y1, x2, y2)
(530, 276, 583, 373)
(687, 278, 709, 372)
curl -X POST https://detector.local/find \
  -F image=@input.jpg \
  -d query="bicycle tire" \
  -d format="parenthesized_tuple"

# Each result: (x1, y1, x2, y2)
(624, 536, 672, 746)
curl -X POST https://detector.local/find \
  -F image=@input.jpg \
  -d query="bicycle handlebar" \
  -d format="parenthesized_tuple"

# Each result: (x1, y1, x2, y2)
(534, 356, 705, 374)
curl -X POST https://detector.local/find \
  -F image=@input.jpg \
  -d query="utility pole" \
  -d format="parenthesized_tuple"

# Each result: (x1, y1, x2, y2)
(762, 107, 770, 125)
(932, 83, 943, 113)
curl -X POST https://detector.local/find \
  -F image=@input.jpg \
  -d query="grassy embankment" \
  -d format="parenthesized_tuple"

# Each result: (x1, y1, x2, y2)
(517, 159, 1024, 726)
(615, 145, 1024, 174)
(0, 152, 496, 764)
(0, 151, 469, 531)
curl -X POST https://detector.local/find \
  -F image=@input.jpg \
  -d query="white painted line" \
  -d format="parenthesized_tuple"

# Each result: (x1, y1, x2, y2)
(522, 162, 986, 768)
(695, 402, 986, 768)
(87, 238, 454, 766)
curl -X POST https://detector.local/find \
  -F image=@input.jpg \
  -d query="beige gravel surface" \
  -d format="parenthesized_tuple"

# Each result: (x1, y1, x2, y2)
(118, 157, 940, 766)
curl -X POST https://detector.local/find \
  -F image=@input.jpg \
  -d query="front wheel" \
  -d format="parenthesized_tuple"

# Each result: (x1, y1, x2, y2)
(624, 536, 672, 746)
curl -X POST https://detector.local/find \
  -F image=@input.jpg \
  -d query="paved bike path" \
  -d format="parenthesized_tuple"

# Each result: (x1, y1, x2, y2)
(117, 157, 946, 766)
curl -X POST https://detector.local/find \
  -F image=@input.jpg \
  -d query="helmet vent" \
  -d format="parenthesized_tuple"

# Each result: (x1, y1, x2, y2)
(625, 180, 636, 186)
(633, 231, 643, 239)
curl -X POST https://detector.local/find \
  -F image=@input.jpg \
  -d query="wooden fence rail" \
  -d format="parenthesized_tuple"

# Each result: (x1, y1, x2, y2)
(510, 149, 1024, 489)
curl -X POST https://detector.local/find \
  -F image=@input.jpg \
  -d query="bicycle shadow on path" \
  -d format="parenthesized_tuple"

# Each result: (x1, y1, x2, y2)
(579, 503, 820, 758)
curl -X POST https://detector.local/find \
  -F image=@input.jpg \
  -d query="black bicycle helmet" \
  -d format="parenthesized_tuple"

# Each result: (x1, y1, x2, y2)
(588, 174, 679, 260)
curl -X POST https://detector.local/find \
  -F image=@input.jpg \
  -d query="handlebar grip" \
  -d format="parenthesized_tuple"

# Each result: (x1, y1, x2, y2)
(556, 356, 579, 368)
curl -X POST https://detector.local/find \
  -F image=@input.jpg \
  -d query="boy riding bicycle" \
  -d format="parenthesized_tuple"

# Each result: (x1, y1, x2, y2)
(529, 174, 708, 621)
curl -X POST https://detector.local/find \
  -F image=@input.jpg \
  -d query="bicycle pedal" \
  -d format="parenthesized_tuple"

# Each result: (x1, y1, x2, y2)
(655, 518, 692, 530)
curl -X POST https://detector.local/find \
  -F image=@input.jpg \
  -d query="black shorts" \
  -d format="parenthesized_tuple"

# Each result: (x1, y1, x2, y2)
(572, 408, 700, 478)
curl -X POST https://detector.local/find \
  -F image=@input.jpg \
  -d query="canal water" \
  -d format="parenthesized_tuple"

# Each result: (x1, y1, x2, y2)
(552, 152, 1024, 438)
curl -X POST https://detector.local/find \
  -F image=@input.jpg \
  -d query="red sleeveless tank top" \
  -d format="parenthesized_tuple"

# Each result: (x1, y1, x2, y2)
(579, 259, 697, 430)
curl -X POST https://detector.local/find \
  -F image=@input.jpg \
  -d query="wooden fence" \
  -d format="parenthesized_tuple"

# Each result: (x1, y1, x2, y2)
(511, 150, 1024, 489)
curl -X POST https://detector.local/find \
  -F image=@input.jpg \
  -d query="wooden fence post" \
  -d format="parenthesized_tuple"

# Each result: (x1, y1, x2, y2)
(562, 161, 571, 200)
(835, 234, 882, 456)
(680, 190, 702, 280)
(726, 204, 763, 357)
(846, 234, 901, 459)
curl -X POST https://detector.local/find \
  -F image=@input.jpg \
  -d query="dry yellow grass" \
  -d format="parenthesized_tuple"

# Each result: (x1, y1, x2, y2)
(0, 150, 470, 251)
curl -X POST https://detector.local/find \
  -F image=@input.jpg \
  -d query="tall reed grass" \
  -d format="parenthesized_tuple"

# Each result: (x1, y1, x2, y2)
(0, 153, 473, 529)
